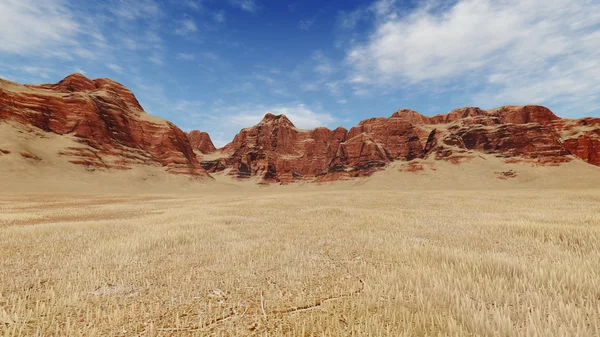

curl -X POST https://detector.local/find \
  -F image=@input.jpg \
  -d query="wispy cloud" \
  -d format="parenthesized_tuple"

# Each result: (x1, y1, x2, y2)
(109, 0, 162, 20)
(149, 53, 164, 65)
(176, 53, 195, 61)
(298, 18, 315, 31)
(312, 51, 334, 75)
(0, 0, 80, 55)
(174, 100, 204, 111)
(201, 52, 219, 61)
(255, 73, 275, 85)
(175, 19, 198, 36)
(213, 11, 226, 23)
(230, 0, 259, 13)
(336, 8, 368, 30)
(20, 66, 52, 79)
(346, 0, 600, 115)
(183, 1, 202, 11)
(107, 63, 124, 73)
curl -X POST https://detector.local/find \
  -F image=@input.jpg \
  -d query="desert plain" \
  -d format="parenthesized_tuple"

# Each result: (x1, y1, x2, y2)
(1, 158, 600, 337)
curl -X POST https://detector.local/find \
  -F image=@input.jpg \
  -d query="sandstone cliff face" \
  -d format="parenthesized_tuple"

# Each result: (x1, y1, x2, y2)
(0, 74, 209, 176)
(207, 105, 600, 183)
(187, 130, 216, 154)
(2, 74, 599, 184)
(206, 114, 348, 182)
(551, 117, 600, 166)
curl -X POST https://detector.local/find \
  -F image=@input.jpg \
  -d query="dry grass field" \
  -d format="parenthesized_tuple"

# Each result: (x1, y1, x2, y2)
(1, 188, 600, 336)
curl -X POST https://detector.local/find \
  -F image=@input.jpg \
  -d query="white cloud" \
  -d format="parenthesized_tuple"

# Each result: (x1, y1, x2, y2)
(221, 82, 254, 94)
(175, 19, 198, 36)
(298, 18, 315, 31)
(214, 11, 226, 23)
(337, 8, 366, 30)
(73, 48, 96, 59)
(20, 66, 52, 78)
(0, 0, 167, 77)
(174, 100, 204, 111)
(107, 63, 124, 73)
(312, 51, 334, 75)
(110, 0, 162, 20)
(347, 0, 600, 115)
(325, 82, 342, 96)
(255, 74, 275, 85)
(301, 83, 319, 92)
(0, 0, 80, 54)
(176, 53, 195, 61)
(230, 0, 258, 13)
(201, 52, 219, 61)
(149, 53, 164, 65)
(183, 1, 201, 11)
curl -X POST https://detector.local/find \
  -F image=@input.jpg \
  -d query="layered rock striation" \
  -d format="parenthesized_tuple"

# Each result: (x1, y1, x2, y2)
(0, 74, 209, 176)
(2, 74, 599, 184)
(197, 105, 600, 183)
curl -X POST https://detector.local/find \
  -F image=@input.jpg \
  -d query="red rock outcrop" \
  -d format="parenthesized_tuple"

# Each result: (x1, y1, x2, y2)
(456, 124, 570, 162)
(0, 74, 209, 176)
(212, 114, 348, 182)
(550, 117, 600, 166)
(3, 73, 599, 183)
(210, 105, 600, 183)
(494, 105, 560, 126)
(187, 130, 217, 154)
(347, 117, 425, 160)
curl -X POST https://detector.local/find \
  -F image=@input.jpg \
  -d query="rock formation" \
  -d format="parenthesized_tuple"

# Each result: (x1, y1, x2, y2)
(187, 130, 217, 154)
(202, 105, 600, 183)
(204, 113, 348, 182)
(0, 74, 209, 176)
(2, 74, 599, 184)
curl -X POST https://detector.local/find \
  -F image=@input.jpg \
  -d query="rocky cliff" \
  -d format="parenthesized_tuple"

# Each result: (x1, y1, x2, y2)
(0, 74, 210, 177)
(2, 74, 599, 184)
(197, 105, 600, 183)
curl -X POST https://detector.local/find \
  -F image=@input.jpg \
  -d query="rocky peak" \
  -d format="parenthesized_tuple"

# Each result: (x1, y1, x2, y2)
(51, 73, 99, 93)
(494, 105, 560, 126)
(187, 130, 217, 154)
(3, 72, 600, 184)
(259, 113, 295, 128)
(92, 78, 144, 111)
(444, 107, 489, 122)
(0, 75, 209, 177)
(391, 108, 432, 124)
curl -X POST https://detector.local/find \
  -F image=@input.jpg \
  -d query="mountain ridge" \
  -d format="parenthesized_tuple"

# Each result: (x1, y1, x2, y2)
(1, 73, 599, 184)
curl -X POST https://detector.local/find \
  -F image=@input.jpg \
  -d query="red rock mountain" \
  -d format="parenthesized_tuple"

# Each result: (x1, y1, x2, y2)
(187, 130, 217, 154)
(2, 74, 599, 184)
(197, 105, 600, 183)
(0, 74, 209, 177)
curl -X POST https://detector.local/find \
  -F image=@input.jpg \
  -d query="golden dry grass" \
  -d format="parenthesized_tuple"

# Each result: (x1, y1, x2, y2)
(1, 189, 600, 336)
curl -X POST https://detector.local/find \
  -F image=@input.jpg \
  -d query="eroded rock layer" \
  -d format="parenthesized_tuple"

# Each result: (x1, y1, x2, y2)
(0, 74, 209, 176)
(198, 105, 600, 183)
(187, 130, 217, 154)
(2, 74, 599, 184)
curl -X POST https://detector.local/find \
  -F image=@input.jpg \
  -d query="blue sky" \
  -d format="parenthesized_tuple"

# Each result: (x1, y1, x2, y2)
(1, 0, 599, 146)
